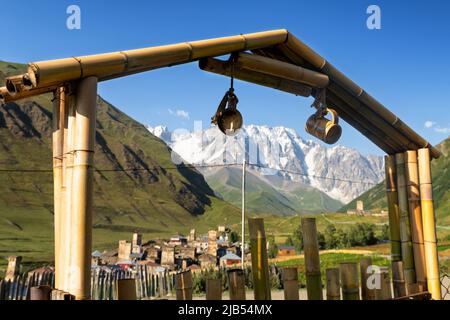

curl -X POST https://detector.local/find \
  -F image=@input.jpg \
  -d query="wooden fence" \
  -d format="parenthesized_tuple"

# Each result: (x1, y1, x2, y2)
(0, 271, 55, 300)
(0, 266, 174, 300)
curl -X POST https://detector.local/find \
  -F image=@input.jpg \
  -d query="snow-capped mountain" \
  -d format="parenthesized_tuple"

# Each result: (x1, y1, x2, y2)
(147, 124, 384, 204)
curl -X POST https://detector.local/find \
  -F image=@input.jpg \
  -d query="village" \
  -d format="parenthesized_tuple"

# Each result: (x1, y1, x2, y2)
(93, 227, 245, 273)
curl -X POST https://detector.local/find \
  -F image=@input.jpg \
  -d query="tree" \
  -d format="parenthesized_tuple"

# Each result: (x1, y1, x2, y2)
(324, 224, 338, 249)
(267, 235, 278, 259)
(229, 231, 239, 243)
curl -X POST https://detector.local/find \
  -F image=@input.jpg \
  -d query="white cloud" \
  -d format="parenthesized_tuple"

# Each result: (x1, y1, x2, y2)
(434, 127, 450, 134)
(424, 121, 450, 134)
(168, 108, 190, 119)
(424, 120, 435, 128)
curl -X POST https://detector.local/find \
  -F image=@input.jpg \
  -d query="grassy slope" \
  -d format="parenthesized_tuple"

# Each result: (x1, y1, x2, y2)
(0, 61, 241, 268)
(340, 136, 450, 221)
(205, 167, 342, 215)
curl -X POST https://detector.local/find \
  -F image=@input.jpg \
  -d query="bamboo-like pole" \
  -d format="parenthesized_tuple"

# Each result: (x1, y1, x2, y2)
(61, 85, 75, 292)
(52, 87, 66, 290)
(67, 77, 97, 299)
(236, 52, 329, 88)
(325, 268, 340, 300)
(117, 279, 137, 300)
(282, 268, 299, 300)
(405, 150, 427, 291)
(0, 85, 57, 104)
(374, 267, 392, 300)
(282, 32, 441, 159)
(175, 270, 193, 300)
(392, 261, 407, 298)
(340, 263, 360, 300)
(227, 269, 246, 300)
(385, 156, 402, 262)
(417, 148, 441, 300)
(301, 218, 323, 300)
(25, 30, 288, 88)
(206, 278, 222, 300)
(395, 153, 416, 286)
(360, 257, 375, 300)
(248, 218, 271, 300)
(199, 57, 312, 97)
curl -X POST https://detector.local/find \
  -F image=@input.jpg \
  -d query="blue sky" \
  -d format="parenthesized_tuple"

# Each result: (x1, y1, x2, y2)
(1, 0, 449, 155)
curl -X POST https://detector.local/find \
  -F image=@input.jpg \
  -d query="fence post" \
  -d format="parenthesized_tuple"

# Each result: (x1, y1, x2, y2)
(360, 257, 375, 300)
(248, 218, 271, 300)
(282, 268, 299, 300)
(375, 267, 392, 300)
(326, 268, 340, 300)
(30, 285, 52, 300)
(206, 278, 222, 300)
(340, 263, 360, 300)
(117, 279, 137, 300)
(301, 218, 323, 300)
(392, 261, 407, 298)
(175, 270, 193, 300)
(227, 269, 246, 300)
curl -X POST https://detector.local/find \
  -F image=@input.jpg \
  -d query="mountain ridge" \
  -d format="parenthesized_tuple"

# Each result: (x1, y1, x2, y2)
(147, 124, 385, 204)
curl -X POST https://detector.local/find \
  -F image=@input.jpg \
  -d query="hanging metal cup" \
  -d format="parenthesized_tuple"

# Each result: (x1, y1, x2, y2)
(305, 108, 342, 144)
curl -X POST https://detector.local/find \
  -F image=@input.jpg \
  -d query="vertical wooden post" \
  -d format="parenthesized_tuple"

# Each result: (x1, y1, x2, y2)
(248, 218, 271, 300)
(117, 279, 137, 300)
(301, 218, 323, 300)
(385, 155, 402, 262)
(52, 88, 64, 290)
(391, 261, 407, 298)
(62, 85, 75, 292)
(325, 268, 340, 300)
(360, 257, 375, 300)
(67, 76, 97, 299)
(282, 267, 299, 300)
(340, 263, 360, 300)
(175, 270, 193, 300)
(417, 148, 441, 300)
(405, 150, 427, 291)
(227, 269, 246, 300)
(374, 267, 392, 300)
(206, 278, 222, 300)
(30, 285, 52, 300)
(395, 153, 416, 286)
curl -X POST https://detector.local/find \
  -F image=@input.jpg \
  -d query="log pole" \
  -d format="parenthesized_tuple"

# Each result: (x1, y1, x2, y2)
(395, 153, 416, 286)
(325, 268, 340, 300)
(67, 77, 97, 299)
(340, 263, 360, 300)
(417, 148, 441, 300)
(392, 261, 408, 298)
(374, 267, 392, 300)
(384, 155, 402, 263)
(301, 218, 323, 300)
(227, 269, 246, 300)
(405, 150, 427, 291)
(175, 270, 193, 300)
(117, 279, 137, 300)
(248, 218, 271, 300)
(360, 257, 375, 300)
(206, 278, 222, 300)
(52, 88, 65, 289)
(282, 267, 299, 300)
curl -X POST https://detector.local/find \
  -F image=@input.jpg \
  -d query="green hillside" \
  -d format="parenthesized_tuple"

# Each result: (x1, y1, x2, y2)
(340, 136, 450, 224)
(0, 61, 241, 267)
(205, 167, 343, 215)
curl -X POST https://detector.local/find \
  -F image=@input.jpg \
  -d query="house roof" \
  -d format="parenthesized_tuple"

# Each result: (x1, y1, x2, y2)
(278, 245, 295, 250)
(1, 29, 439, 158)
(220, 253, 241, 261)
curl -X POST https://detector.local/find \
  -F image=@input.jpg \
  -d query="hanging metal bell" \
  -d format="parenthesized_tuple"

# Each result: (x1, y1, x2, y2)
(305, 108, 342, 144)
(212, 88, 243, 136)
